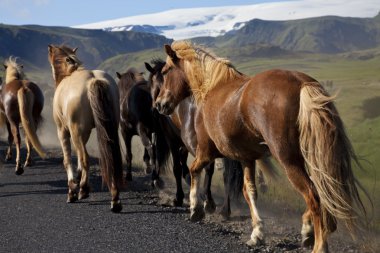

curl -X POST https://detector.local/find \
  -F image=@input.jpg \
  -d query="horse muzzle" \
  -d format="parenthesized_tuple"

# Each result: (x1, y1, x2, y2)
(155, 100, 174, 115)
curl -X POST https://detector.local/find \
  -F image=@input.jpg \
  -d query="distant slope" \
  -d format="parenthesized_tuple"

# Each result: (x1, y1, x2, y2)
(194, 14, 380, 54)
(0, 24, 172, 69)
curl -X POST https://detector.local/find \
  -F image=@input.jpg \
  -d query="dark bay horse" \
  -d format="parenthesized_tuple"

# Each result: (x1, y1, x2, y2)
(155, 41, 367, 252)
(117, 67, 190, 206)
(48, 45, 123, 212)
(116, 68, 171, 187)
(0, 57, 47, 175)
(145, 59, 276, 218)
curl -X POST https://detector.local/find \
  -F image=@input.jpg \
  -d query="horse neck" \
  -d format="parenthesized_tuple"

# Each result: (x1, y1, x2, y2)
(5, 70, 20, 84)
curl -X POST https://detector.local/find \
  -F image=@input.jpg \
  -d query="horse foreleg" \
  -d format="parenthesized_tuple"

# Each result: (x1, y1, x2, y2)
(57, 127, 77, 203)
(220, 159, 231, 219)
(189, 157, 210, 222)
(172, 148, 185, 207)
(24, 137, 34, 167)
(179, 146, 190, 185)
(5, 121, 13, 161)
(242, 162, 264, 247)
(203, 162, 216, 214)
(121, 125, 133, 181)
(10, 123, 23, 175)
(137, 124, 160, 187)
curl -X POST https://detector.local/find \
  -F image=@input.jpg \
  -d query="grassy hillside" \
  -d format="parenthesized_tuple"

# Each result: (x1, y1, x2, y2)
(194, 14, 380, 54)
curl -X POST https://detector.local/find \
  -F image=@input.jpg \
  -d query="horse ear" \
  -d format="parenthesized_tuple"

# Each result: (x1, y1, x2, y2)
(145, 62, 154, 73)
(73, 47, 78, 53)
(116, 72, 121, 79)
(164, 44, 178, 61)
(48, 44, 53, 53)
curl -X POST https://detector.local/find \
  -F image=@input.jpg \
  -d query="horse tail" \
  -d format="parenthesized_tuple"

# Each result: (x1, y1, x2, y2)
(87, 79, 123, 189)
(298, 82, 368, 234)
(17, 87, 47, 159)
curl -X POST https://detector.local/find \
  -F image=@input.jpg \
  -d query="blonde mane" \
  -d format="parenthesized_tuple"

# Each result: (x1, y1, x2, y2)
(168, 41, 246, 103)
(4, 56, 25, 83)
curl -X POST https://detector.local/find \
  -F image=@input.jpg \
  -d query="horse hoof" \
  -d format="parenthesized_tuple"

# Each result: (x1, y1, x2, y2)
(111, 201, 122, 213)
(190, 206, 205, 222)
(246, 238, 264, 248)
(302, 235, 315, 248)
(204, 200, 216, 214)
(218, 208, 231, 220)
(24, 160, 34, 168)
(153, 179, 165, 189)
(145, 166, 152, 174)
(5, 155, 12, 162)
(125, 173, 132, 181)
(78, 190, 89, 200)
(173, 198, 183, 207)
(15, 165, 24, 175)
(67, 193, 78, 203)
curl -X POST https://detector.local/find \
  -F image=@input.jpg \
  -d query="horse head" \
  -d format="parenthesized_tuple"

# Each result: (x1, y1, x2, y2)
(116, 68, 145, 101)
(48, 45, 81, 86)
(3, 56, 25, 83)
(152, 45, 191, 115)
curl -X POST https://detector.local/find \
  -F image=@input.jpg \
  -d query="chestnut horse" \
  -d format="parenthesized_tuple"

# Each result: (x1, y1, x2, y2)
(48, 45, 123, 212)
(145, 59, 276, 218)
(155, 41, 367, 252)
(0, 57, 47, 175)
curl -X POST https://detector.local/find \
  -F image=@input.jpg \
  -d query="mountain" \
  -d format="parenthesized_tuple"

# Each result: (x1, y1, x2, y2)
(0, 24, 171, 69)
(193, 14, 380, 54)
(75, 2, 380, 40)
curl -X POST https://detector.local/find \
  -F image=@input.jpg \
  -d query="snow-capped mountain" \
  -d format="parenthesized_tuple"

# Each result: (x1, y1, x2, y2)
(74, 0, 380, 40)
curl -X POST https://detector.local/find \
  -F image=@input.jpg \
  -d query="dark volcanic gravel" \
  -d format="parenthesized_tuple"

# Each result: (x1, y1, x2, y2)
(0, 148, 376, 253)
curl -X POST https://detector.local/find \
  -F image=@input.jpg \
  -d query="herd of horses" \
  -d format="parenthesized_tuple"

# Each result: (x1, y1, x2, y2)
(0, 41, 369, 253)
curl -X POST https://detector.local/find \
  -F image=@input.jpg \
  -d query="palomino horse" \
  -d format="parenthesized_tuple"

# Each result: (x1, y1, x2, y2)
(0, 57, 47, 174)
(116, 68, 171, 186)
(117, 67, 190, 206)
(145, 59, 276, 218)
(155, 41, 367, 252)
(48, 45, 123, 212)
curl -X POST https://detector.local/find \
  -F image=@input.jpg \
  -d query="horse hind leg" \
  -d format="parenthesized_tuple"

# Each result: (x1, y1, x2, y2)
(10, 122, 23, 175)
(203, 162, 216, 214)
(71, 126, 91, 200)
(172, 148, 185, 207)
(277, 156, 332, 253)
(57, 127, 77, 202)
(24, 137, 34, 167)
(5, 121, 13, 161)
(242, 162, 265, 247)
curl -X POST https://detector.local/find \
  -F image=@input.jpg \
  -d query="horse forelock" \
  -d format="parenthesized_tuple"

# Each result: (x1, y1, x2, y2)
(4, 56, 25, 83)
(170, 41, 244, 103)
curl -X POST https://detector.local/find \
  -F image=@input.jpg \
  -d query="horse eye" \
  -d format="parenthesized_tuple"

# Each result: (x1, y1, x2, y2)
(65, 57, 72, 63)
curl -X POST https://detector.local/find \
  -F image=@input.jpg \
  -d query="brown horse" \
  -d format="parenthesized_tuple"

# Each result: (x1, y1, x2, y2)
(0, 57, 47, 175)
(48, 45, 123, 212)
(145, 59, 276, 218)
(155, 41, 367, 252)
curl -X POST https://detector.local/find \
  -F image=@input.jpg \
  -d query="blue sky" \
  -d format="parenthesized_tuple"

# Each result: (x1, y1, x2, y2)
(0, 0, 289, 26)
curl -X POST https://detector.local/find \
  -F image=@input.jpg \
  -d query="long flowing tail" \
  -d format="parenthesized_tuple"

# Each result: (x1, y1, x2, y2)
(18, 87, 47, 159)
(88, 79, 123, 190)
(298, 82, 367, 234)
